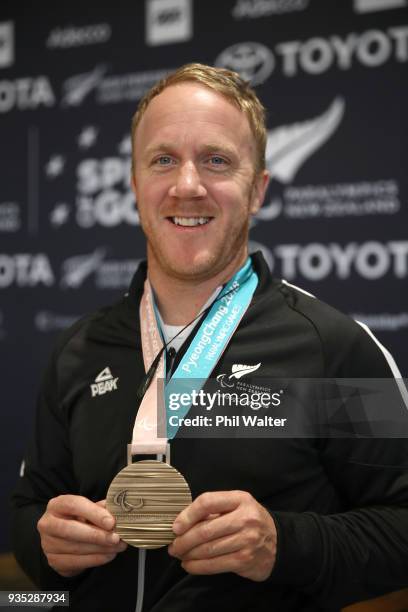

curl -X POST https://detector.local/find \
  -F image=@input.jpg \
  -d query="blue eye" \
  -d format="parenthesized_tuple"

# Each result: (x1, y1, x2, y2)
(210, 156, 225, 165)
(156, 156, 173, 165)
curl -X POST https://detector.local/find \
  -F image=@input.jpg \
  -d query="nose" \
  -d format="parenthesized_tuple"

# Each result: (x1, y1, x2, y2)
(168, 161, 207, 199)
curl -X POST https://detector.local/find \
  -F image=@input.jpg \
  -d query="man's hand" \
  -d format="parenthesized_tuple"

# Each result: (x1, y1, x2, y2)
(37, 495, 127, 577)
(168, 491, 277, 582)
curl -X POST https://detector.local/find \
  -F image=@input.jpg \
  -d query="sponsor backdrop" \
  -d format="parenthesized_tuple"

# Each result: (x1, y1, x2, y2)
(0, 0, 407, 552)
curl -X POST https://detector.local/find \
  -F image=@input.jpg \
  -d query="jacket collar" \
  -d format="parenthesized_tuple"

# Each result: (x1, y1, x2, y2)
(87, 251, 277, 347)
(128, 251, 274, 304)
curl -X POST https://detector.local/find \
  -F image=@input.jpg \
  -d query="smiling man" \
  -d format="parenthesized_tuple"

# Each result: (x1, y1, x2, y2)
(131, 71, 268, 325)
(12, 64, 408, 611)
(133, 81, 266, 276)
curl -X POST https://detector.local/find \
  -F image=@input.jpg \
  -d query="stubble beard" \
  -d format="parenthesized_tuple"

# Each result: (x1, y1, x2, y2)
(145, 215, 251, 283)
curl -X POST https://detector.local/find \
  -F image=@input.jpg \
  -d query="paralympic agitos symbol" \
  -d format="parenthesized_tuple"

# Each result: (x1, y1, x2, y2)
(113, 490, 143, 512)
(113, 490, 178, 512)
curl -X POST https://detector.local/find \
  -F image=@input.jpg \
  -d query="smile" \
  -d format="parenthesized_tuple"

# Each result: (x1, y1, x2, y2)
(170, 216, 211, 227)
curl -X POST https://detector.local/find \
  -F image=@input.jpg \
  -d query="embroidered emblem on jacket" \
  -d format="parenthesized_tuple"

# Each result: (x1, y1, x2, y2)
(90, 367, 119, 397)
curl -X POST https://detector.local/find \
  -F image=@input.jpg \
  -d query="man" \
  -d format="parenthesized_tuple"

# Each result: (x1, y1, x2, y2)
(12, 64, 408, 611)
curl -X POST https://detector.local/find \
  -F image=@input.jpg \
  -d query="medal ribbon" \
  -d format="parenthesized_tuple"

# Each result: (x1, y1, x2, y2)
(132, 258, 258, 454)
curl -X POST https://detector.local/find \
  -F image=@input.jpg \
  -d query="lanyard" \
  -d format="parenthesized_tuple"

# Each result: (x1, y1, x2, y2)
(165, 258, 258, 437)
(131, 258, 258, 454)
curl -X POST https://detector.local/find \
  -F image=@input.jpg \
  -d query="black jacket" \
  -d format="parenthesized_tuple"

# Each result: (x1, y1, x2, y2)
(11, 253, 408, 611)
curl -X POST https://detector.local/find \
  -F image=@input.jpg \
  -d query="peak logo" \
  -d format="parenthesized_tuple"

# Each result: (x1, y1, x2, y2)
(0, 254, 54, 288)
(216, 26, 408, 80)
(217, 363, 261, 387)
(146, 0, 192, 46)
(91, 367, 119, 397)
(0, 22, 14, 68)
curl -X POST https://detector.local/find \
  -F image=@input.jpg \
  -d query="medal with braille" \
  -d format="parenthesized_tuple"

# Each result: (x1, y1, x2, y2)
(106, 460, 191, 549)
(107, 260, 257, 548)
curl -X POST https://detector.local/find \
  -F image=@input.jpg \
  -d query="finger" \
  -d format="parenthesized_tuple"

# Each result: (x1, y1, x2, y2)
(178, 532, 243, 561)
(40, 514, 121, 547)
(173, 491, 244, 535)
(169, 511, 242, 558)
(82, 500, 106, 524)
(43, 533, 127, 556)
(181, 551, 249, 576)
(48, 495, 115, 531)
(47, 552, 119, 577)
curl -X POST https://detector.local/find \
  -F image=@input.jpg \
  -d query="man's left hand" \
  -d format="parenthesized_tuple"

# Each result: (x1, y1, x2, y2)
(168, 491, 277, 581)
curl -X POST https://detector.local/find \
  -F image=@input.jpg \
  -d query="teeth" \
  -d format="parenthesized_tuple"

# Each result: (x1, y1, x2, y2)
(172, 217, 210, 227)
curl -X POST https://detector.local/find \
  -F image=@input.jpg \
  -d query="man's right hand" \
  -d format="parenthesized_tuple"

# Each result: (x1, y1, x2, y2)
(37, 495, 127, 577)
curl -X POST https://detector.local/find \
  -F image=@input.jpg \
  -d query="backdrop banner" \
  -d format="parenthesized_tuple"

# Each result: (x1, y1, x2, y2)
(1, 0, 407, 551)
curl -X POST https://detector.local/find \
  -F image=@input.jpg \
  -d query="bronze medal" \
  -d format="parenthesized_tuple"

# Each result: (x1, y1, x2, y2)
(106, 460, 192, 549)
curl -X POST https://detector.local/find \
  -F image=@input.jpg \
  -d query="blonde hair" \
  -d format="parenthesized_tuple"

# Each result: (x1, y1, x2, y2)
(131, 63, 267, 173)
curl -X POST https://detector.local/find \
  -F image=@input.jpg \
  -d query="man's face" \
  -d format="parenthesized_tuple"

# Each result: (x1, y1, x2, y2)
(132, 83, 269, 282)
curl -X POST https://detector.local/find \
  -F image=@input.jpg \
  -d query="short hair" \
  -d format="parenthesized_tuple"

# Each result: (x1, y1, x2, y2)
(131, 63, 267, 173)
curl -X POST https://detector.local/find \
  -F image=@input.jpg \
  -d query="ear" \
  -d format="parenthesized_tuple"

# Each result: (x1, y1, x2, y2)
(249, 170, 270, 215)
(131, 172, 137, 197)
(131, 171, 139, 210)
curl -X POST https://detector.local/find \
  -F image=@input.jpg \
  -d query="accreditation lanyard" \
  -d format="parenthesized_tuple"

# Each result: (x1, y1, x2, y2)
(132, 258, 258, 455)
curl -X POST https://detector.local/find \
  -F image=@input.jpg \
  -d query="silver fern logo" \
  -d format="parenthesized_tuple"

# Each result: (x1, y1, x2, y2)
(60, 248, 106, 288)
(217, 363, 261, 388)
(230, 363, 262, 379)
(266, 97, 345, 184)
(257, 97, 345, 221)
(61, 65, 107, 107)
